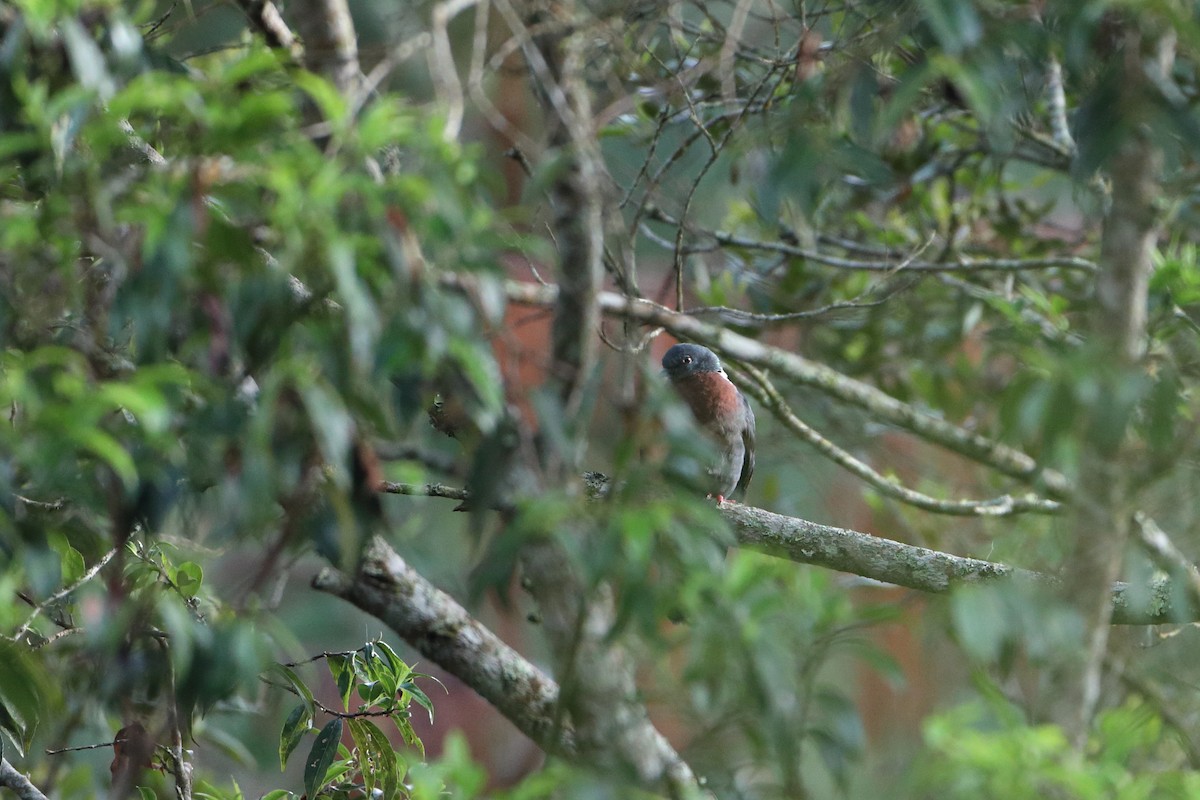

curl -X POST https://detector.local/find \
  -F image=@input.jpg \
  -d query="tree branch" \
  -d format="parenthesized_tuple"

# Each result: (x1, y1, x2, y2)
(374, 480, 1193, 626)
(11, 547, 118, 643)
(291, 0, 361, 96)
(312, 537, 572, 753)
(721, 502, 1179, 625)
(440, 273, 1074, 498)
(647, 207, 1097, 273)
(731, 363, 1061, 516)
(0, 759, 48, 800)
(233, 0, 299, 56)
(312, 537, 708, 797)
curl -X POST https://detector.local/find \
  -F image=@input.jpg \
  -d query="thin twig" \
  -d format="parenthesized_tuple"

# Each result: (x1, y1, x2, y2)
(12, 547, 119, 643)
(733, 363, 1061, 516)
(649, 207, 1097, 273)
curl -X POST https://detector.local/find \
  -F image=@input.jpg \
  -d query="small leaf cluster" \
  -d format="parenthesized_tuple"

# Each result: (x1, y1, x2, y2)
(272, 641, 440, 800)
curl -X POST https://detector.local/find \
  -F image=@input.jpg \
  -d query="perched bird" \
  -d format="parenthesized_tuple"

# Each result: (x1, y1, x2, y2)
(661, 343, 756, 503)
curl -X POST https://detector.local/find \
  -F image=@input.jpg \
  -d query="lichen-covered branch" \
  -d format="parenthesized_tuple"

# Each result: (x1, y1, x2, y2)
(722, 502, 1180, 626)
(312, 537, 707, 798)
(376, 480, 1194, 627)
(0, 760, 48, 800)
(312, 537, 573, 753)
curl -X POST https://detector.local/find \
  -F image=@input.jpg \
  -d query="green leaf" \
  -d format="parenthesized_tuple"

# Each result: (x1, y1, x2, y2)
(71, 427, 138, 490)
(48, 534, 85, 585)
(293, 72, 347, 127)
(950, 584, 1008, 663)
(348, 718, 399, 800)
(278, 703, 311, 770)
(392, 713, 424, 759)
(200, 725, 256, 767)
(271, 665, 316, 716)
(327, 653, 354, 711)
(299, 381, 353, 490)
(260, 792, 293, 800)
(0, 642, 49, 753)
(372, 641, 409, 679)
(137, 787, 156, 800)
(98, 381, 170, 435)
(401, 681, 436, 725)
(174, 562, 203, 599)
(321, 747, 355, 787)
(303, 718, 343, 799)
(60, 18, 115, 100)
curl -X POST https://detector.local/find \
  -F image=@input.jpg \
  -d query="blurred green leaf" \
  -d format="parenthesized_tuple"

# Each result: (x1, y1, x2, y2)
(0, 642, 51, 753)
(170, 561, 201, 599)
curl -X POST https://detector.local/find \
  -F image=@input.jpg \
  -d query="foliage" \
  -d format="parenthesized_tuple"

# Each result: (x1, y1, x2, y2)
(919, 699, 1200, 800)
(0, 3, 504, 795)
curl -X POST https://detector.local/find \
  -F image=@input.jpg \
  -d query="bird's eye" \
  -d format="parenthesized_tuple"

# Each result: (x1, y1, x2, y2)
(683, 356, 692, 364)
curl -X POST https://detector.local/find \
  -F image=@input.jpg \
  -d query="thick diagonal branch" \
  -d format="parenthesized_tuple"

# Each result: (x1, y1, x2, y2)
(0, 760, 48, 800)
(312, 537, 570, 752)
(312, 537, 706, 798)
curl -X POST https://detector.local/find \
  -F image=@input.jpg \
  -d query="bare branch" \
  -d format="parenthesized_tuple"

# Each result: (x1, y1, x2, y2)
(440, 273, 1074, 498)
(726, 502, 1182, 626)
(648, 207, 1097, 273)
(312, 538, 573, 751)
(731, 364, 1061, 516)
(313, 537, 707, 798)
(1134, 513, 1200, 604)
(1045, 55, 1075, 153)
(11, 547, 119, 643)
(430, 0, 480, 141)
(157, 637, 194, 800)
(232, 0, 299, 56)
(0, 760, 48, 800)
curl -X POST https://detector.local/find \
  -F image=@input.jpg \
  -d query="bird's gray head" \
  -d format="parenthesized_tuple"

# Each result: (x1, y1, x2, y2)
(661, 343, 724, 380)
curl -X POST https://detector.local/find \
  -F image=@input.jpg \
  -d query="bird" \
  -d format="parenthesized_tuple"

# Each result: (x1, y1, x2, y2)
(661, 343, 756, 503)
